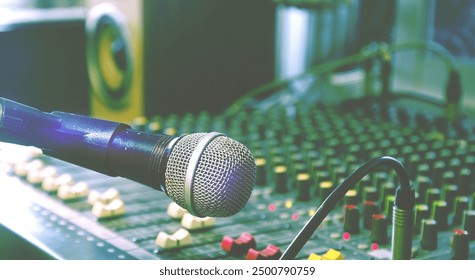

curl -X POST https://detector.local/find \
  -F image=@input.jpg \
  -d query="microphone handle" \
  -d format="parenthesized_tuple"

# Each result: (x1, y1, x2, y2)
(108, 127, 177, 192)
(0, 98, 176, 192)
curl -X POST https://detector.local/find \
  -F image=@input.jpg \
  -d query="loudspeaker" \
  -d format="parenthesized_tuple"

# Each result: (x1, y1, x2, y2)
(0, 7, 88, 115)
(86, 0, 275, 123)
(86, 0, 142, 123)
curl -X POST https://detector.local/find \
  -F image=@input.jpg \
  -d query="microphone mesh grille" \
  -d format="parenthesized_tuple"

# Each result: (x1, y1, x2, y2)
(165, 133, 255, 217)
(164, 133, 205, 211)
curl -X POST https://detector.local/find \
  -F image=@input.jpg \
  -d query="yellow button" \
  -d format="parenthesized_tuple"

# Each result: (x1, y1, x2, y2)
(132, 116, 147, 126)
(164, 127, 177, 136)
(345, 189, 357, 198)
(320, 181, 333, 189)
(255, 158, 266, 166)
(308, 253, 323, 260)
(147, 121, 161, 132)
(297, 173, 310, 181)
(274, 166, 287, 173)
(323, 249, 344, 260)
(308, 208, 316, 217)
(285, 199, 293, 209)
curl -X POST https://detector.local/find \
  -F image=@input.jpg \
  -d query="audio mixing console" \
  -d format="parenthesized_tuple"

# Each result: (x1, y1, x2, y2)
(1, 96, 474, 260)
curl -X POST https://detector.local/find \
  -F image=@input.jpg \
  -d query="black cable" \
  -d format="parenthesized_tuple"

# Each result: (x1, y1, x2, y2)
(279, 156, 414, 260)
(386, 41, 455, 70)
(225, 40, 462, 118)
(386, 91, 445, 108)
(224, 51, 374, 116)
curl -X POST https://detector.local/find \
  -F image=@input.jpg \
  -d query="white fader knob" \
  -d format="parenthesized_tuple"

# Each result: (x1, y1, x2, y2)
(42, 173, 73, 193)
(166, 202, 188, 219)
(57, 181, 89, 200)
(155, 228, 192, 249)
(91, 198, 126, 219)
(180, 212, 216, 231)
(88, 187, 120, 205)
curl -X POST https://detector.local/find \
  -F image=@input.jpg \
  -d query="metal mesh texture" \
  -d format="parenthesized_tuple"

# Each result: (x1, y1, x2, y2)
(164, 133, 206, 211)
(164, 133, 256, 217)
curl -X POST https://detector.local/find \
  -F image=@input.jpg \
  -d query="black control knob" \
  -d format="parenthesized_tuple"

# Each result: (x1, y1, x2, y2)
(320, 181, 334, 201)
(363, 186, 378, 202)
(332, 166, 347, 186)
(344, 189, 359, 205)
(425, 188, 441, 208)
(371, 214, 389, 244)
(451, 229, 470, 260)
(274, 166, 288, 193)
(416, 176, 431, 203)
(459, 168, 472, 195)
(442, 184, 458, 212)
(417, 163, 431, 178)
(453, 197, 469, 226)
(363, 201, 379, 229)
(414, 204, 430, 234)
(421, 219, 438, 251)
(431, 161, 445, 186)
(431, 200, 449, 230)
(407, 155, 422, 179)
(343, 204, 360, 234)
(380, 182, 395, 209)
(255, 158, 267, 186)
(463, 210, 475, 240)
(296, 173, 311, 202)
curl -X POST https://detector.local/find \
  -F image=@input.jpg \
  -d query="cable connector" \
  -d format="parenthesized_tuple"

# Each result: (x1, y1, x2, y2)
(392, 206, 414, 260)
(280, 156, 415, 260)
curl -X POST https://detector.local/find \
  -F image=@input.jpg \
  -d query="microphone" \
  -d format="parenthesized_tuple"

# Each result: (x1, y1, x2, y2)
(0, 98, 256, 217)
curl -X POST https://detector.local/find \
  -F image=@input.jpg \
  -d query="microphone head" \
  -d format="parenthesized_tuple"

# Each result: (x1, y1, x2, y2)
(164, 132, 256, 217)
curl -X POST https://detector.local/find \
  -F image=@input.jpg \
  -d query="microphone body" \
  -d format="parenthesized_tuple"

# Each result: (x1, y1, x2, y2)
(0, 98, 256, 217)
(0, 98, 174, 190)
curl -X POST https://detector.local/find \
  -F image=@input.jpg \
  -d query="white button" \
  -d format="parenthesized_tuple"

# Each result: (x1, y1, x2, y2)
(27, 166, 57, 185)
(91, 198, 126, 218)
(155, 228, 192, 249)
(87, 188, 120, 205)
(42, 173, 73, 192)
(166, 202, 188, 219)
(14, 159, 44, 177)
(57, 181, 89, 200)
(180, 212, 215, 230)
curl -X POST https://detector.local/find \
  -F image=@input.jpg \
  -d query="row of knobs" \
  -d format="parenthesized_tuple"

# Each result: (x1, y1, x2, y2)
(353, 100, 475, 138)
(129, 104, 475, 259)
(341, 197, 474, 259)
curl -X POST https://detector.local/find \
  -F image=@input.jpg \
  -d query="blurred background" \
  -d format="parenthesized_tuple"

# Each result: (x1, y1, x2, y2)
(1, 0, 475, 261)
(0, 0, 474, 122)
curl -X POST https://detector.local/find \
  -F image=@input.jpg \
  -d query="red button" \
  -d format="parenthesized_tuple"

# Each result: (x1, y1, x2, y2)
(221, 233, 256, 256)
(246, 244, 282, 260)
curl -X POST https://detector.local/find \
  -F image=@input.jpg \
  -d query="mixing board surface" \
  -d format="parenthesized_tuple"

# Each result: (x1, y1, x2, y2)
(1, 97, 474, 260)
